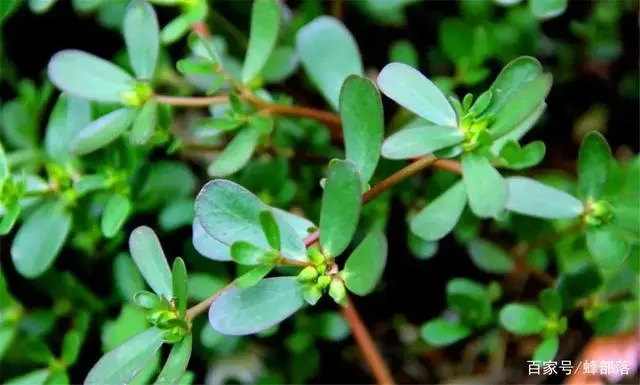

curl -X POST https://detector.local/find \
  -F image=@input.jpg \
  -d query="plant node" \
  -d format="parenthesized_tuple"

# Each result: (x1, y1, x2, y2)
(584, 200, 614, 227)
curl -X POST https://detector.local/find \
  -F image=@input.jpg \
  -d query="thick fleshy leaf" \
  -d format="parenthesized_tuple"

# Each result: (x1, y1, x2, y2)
(578, 132, 612, 200)
(533, 336, 559, 361)
(261, 46, 299, 83)
(242, 0, 281, 84)
(497, 140, 546, 170)
(11, 201, 72, 278)
(208, 277, 305, 335)
(0, 140, 7, 180)
(530, 0, 567, 20)
(421, 318, 471, 347)
(0, 201, 20, 235)
(499, 304, 546, 335)
(504, 176, 584, 219)
(230, 241, 265, 265)
(461, 153, 507, 218)
(612, 197, 640, 238)
(410, 180, 467, 241)
(160, 14, 190, 45)
(124, 0, 160, 79)
(5, 369, 50, 385)
(172, 257, 188, 317)
(489, 74, 552, 138)
(586, 227, 630, 268)
(491, 102, 546, 153)
(85, 327, 164, 385)
(259, 210, 281, 251)
(47, 50, 134, 103)
(154, 334, 192, 385)
(114, 253, 146, 303)
(101, 194, 132, 238)
(339, 75, 384, 187)
(319, 160, 362, 257)
(192, 220, 231, 261)
(128, 226, 173, 299)
(207, 127, 260, 177)
(485, 56, 543, 116)
(235, 264, 273, 289)
(538, 288, 563, 316)
(296, 16, 363, 110)
(44, 94, 92, 162)
(271, 208, 317, 239)
(377, 62, 457, 126)
(69, 108, 136, 155)
(343, 230, 387, 296)
(467, 239, 514, 274)
(381, 125, 463, 160)
(129, 99, 157, 145)
(195, 180, 307, 261)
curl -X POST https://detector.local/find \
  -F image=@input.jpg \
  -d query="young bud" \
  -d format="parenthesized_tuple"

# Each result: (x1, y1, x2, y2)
(303, 285, 322, 306)
(307, 247, 325, 265)
(297, 266, 318, 282)
(329, 279, 346, 306)
(316, 275, 331, 290)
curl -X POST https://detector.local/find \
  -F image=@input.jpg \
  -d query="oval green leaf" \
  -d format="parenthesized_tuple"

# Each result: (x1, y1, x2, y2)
(230, 241, 266, 266)
(410, 180, 467, 241)
(467, 239, 515, 274)
(128, 226, 173, 300)
(11, 201, 72, 278)
(381, 125, 463, 160)
(339, 75, 384, 187)
(421, 318, 471, 347)
(195, 180, 307, 261)
(319, 160, 362, 258)
(530, 0, 567, 20)
(259, 210, 281, 251)
(44, 94, 92, 162)
(47, 50, 134, 103)
(578, 132, 612, 200)
(296, 16, 364, 110)
(101, 194, 132, 238)
(242, 0, 281, 84)
(192, 220, 232, 261)
(69, 107, 136, 155)
(172, 257, 188, 317)
(499, 303, 546, 335)
(207, 127, 260, 177)
(124, 0, 160, 79)
(85, 327, 164, 385)
(377, 62, 457, 127)
(343, 230, 387, 296)
(154, 334, 192, 385)
(235, 264, 274, 289)
(130, 99, 157, 145)
(485, 56, 543, 116)
(586, 227, 630, 268)
(462, 153, 507, 218)
(208, 276, 305, 335)
(533, 336, 559, 362)
(504, 176, 584, 219)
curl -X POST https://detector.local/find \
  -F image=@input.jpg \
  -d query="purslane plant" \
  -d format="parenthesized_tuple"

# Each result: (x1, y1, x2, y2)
(1, 0, 638, 384)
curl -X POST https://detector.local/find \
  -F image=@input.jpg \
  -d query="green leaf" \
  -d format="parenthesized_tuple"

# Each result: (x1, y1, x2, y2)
(343, 230, 387, 295)
(259, 210, 281, 251)
(85, 327, 164, 385)
(339, 75, 384, 187)
(467, 239, 514, 274)
(556, 264, 603, 301)
(44, 94, 92, 162)
(130, 99, 157, 145)
(69, 107, 136, 155)
(491, 103, 546, 153)
(529, 0, 567, 20)
(485, 56, 543, 117)
(421, 318, 471, 347)
(461, 153, 507, 218)
(578, 132, 612, 200)
(62, 330, 82, 365)
(389, 40, 418, 68)
(230, 241, 266, 265)
(410, 180, 467, 241)
(195, 180, 307, 261)
(489, 74, 552, 137)
(47, 50, 134, 102)
(499, 304, 546, 335)
(0, 140, 7, 180)
(28, 0, 56, 13)
(128, 226, 173, 300)
(446, 278, 492, 327)
(261, 46, 299, 83)
(124, 0, 159, 79)
(242, 0, 281, 84)
(533, 336, 559, 362)
(114, 253, 146, 302)
(209, 277, 305, 335)
(101, 194, 132, 238)
(11, 201, 72, 278)
(192, 220, 231, 261)
(5, 369, 50, 385)
(319, 160, 362, 257)
(133, 290, 161, 309)
(158, 199, 195, 232)
(155, 334, 192, 384)
(0, 200, 21, 235)
(377, 62, 457, 126)
(296, 16, 364, 110)
(504, 176, 584, 219)
(381, 125, 463, 160)
(172, 257, 188, 317)
(408, 233, 439, 260)
(586, 227, 630, 268)
(314, 312, 350, 341)
(538, 288, 562, 316)
(497, 140, 546, 170)
(235, 264, 273, 289)
(207, 127, 260, 177)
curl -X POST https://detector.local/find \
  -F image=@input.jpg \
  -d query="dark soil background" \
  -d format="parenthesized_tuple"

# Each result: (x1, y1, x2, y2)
(1, 0, 638, 384)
